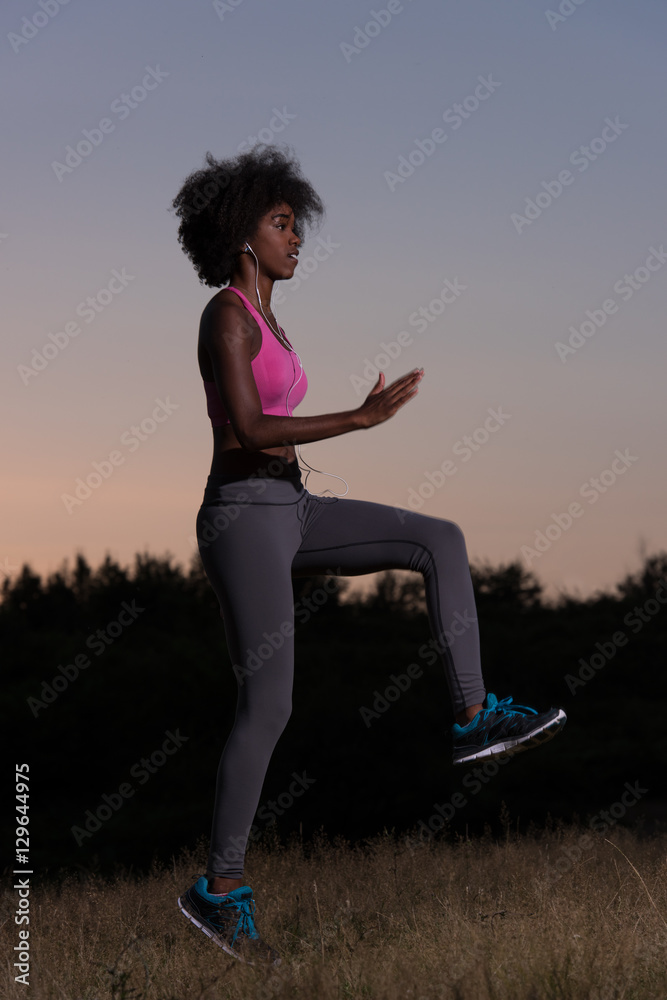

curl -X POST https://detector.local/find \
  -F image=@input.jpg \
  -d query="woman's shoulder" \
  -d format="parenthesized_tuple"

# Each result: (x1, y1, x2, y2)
(200, 287, 249, 330)
(199, 287, 259, 357)
(203, 286, 246, 314)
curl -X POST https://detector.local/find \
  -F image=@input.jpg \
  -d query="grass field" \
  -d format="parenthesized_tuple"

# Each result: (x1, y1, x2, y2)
(4, 822, 667, 1000)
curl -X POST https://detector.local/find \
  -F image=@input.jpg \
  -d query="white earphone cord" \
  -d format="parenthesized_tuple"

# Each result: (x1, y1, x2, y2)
(247, 244, 349, 498)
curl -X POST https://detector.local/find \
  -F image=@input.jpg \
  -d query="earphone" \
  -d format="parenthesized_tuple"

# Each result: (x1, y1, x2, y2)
(243, 243, 349, 497)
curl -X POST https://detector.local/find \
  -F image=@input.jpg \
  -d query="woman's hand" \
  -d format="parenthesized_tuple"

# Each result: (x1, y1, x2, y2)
(355, 368, 424, 429)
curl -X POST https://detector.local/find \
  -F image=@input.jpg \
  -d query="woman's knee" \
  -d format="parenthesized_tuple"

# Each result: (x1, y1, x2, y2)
(241, 695, 293, 742)
(435, 517, 467, 549)
(259, 701, 293, 743)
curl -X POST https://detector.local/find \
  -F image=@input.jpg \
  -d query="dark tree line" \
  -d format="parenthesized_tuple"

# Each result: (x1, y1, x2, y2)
(4, 547, 666, 877)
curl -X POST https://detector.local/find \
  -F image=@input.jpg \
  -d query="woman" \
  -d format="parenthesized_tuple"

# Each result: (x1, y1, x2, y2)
(170, 145, 565, 965)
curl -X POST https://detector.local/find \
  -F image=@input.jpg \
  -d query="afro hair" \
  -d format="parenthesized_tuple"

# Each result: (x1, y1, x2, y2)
(170, 144, 326, 288)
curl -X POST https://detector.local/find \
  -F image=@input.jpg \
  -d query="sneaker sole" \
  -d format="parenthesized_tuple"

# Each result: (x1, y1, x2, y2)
(177, 895, 250, 964)
(177, 896, 281, 967)
(453, 709, 566, 765)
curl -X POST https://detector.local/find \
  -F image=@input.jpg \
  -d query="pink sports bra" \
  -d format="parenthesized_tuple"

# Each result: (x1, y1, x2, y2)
(203, 286, 308, 428)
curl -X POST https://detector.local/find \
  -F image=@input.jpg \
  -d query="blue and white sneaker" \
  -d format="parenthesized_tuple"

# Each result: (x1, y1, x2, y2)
(178, 875, 281, 965)
(452, 693, 566, 765)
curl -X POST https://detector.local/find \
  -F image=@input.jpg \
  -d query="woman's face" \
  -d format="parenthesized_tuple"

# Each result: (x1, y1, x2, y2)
(245, 201, 301, 280)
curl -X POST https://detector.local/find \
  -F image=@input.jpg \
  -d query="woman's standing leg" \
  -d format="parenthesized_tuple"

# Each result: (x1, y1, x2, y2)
(178, 476, 306, 963)
(195, 479, 305, 881)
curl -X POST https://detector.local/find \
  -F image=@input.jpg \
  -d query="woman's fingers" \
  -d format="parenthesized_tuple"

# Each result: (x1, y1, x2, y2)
(387, 369, 424, 393)
(359, 368, 424, 427)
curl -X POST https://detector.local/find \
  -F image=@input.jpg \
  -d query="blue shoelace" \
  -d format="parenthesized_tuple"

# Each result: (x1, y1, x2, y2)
(223, 895, 260, 945)
(487, 695, 537, 718)
(457, 695, 539, 731)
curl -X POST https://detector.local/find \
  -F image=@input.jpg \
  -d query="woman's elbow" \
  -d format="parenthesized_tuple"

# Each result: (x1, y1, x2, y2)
(234, 419, 260, 452)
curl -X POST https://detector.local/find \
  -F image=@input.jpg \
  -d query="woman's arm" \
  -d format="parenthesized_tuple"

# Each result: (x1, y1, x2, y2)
(204, 298, 422, 452)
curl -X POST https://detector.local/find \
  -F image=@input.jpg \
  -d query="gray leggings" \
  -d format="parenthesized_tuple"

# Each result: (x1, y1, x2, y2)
(196, 459, 486, 878)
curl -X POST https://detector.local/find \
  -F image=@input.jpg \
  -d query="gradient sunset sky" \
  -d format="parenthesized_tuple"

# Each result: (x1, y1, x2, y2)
(4, 0, 666, 602)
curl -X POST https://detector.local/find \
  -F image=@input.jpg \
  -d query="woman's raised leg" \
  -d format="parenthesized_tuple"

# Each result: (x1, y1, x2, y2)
(291, 490, 566, 763)
(291, 494, 486, 716)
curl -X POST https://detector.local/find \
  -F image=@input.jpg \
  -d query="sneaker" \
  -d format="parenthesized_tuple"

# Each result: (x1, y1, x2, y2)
(452, 693, 566, 765)
(178, 875, 281, 966)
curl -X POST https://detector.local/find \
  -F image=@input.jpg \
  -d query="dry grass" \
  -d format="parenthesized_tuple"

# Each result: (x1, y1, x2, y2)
(4, 824, 667, 1000)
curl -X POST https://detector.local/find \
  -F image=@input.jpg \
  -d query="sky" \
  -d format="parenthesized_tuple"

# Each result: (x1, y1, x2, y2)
(3, 0, 666, 603)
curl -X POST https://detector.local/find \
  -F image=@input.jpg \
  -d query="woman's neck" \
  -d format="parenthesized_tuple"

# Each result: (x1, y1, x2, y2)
(231, 286, 273, 311)
(229, 268, 274, 311)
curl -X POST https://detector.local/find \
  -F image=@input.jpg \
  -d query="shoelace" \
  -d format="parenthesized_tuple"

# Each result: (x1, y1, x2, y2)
(486, 696, 538, 719)
(223, 894, 260, 946)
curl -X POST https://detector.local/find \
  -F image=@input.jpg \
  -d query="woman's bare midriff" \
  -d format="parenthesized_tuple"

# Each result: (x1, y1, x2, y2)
(210, 426, 297, 478)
